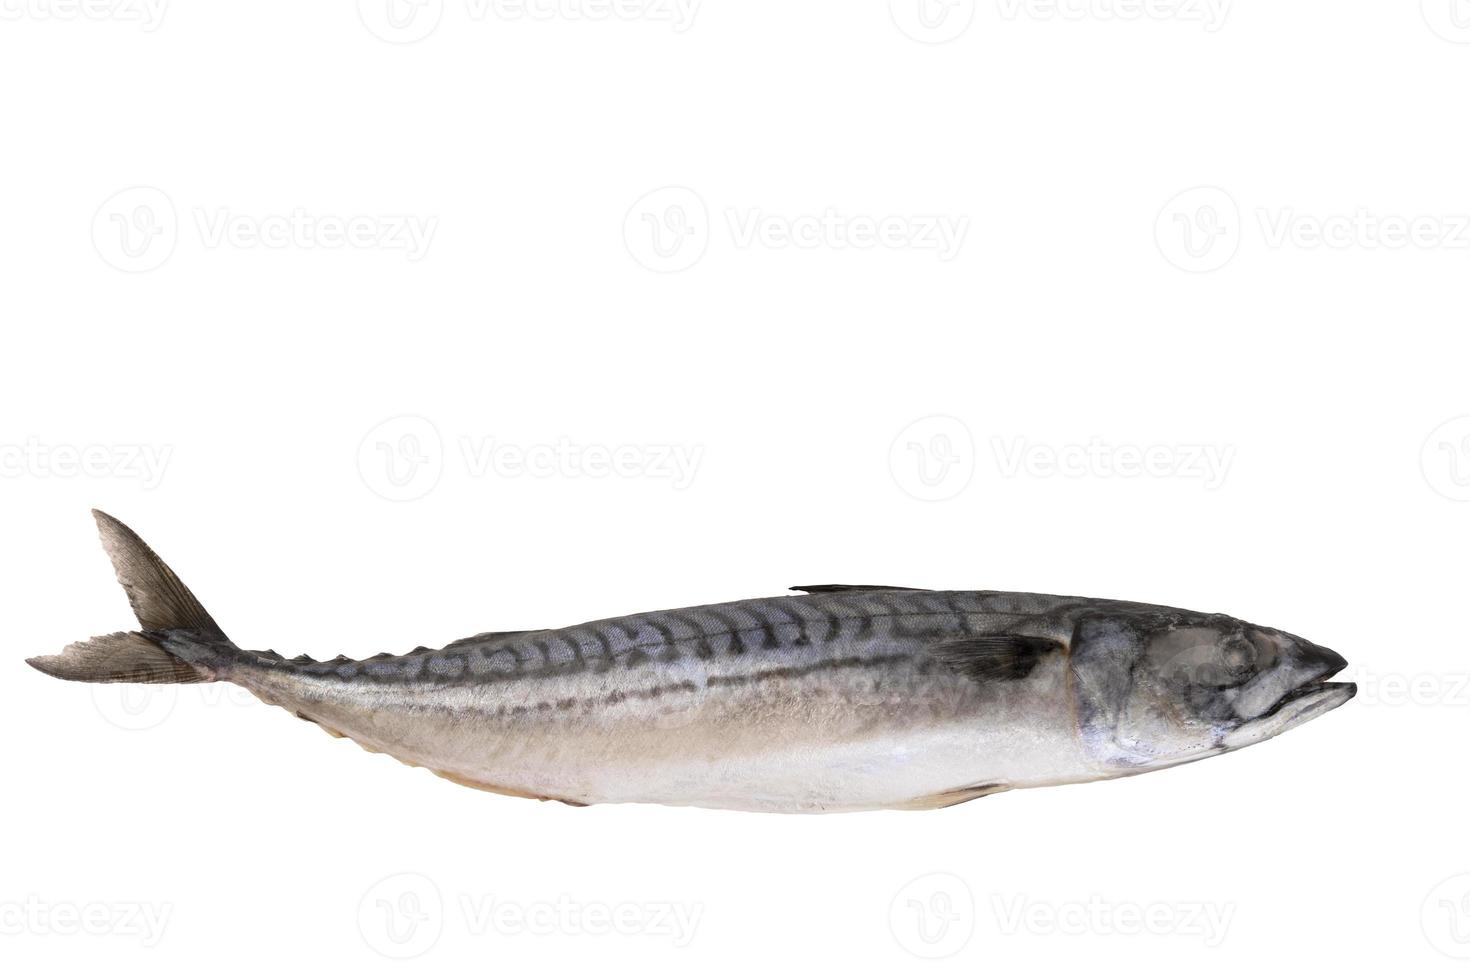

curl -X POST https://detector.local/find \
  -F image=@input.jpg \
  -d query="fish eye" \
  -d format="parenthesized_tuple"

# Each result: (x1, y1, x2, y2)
(1202, 636, 1256, 682)
(1193, 662, 1249, 689)
(1170, 633, 1258, 690)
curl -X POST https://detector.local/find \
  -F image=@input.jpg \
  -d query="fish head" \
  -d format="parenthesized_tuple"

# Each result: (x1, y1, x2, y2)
(1068, 609, 1355, 774)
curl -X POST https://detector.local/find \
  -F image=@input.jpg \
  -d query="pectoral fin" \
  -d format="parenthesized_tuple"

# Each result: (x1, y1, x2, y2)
(932, 635, 1061, 682)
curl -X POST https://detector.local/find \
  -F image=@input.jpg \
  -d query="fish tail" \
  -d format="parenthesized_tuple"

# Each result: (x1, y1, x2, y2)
(27, 510, 234, 684)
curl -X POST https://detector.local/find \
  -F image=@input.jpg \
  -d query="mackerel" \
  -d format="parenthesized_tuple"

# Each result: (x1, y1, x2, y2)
(28, 512, 1356, 813)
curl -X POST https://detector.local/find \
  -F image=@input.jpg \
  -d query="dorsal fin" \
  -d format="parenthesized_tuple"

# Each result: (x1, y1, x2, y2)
(440, 629, 543, 651)
(790, 584, 928, 594)
(92, 509, 227, 640)
(931, 635, 1061, 682)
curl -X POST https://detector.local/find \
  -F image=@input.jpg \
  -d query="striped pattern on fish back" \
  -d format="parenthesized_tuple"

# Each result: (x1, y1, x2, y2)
(242, 590, 1082, 687)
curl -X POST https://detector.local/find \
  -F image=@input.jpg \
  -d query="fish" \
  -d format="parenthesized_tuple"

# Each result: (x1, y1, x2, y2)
(27, 511, 1356, 813)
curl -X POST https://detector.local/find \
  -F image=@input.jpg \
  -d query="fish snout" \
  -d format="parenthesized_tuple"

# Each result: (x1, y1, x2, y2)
(1297, 641, 1348, 682)
(1290, 641, 1357, 716)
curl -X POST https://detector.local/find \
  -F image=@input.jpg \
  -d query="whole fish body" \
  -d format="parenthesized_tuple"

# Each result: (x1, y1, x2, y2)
(29, 512, 1355, 813)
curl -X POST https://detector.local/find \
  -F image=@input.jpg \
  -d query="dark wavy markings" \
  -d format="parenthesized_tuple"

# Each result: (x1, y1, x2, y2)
(647, 619, 682, 662)
(703, 608, 747, 656)
(750, 605, 781, 651)
(589, 627, 615, 672)
(767, 599, 813, 646)
(258, 593, 1041, 688)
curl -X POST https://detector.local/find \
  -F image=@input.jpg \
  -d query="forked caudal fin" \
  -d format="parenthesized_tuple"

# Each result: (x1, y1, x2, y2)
(26, 511, 231, 685)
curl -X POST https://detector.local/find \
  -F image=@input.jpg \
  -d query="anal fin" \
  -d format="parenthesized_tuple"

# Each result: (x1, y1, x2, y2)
(429, 768, 589, 807)
(294, 711, 345, 738)
(892, 782, 1010, 810)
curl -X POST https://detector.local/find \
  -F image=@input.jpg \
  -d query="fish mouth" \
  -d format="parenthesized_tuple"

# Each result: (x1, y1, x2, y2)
(1261, 679, 1357, 728)
(1222, 656, 1356, 748)
(1260, 644, 1355, 725)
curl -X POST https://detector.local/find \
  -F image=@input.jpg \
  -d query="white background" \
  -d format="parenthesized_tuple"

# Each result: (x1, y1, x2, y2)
(3, 1, 1468, 976)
